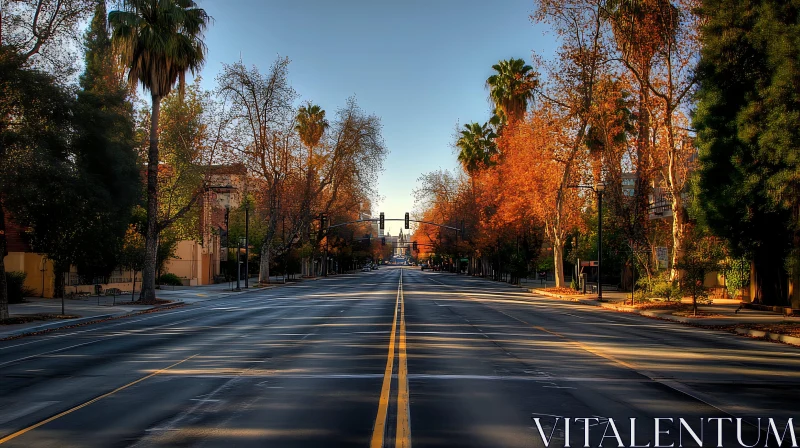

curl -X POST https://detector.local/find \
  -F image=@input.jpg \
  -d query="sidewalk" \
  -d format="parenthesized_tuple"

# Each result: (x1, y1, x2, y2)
(0, 276, 283, 339)
(0, 297, 166, 339)
(154, 277, 261, 304)
(520, 277, 800, 346)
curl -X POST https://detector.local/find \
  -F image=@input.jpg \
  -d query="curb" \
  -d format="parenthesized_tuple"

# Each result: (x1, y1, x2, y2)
(0, 300, 185, 340)
(528, 288, 768, 325)
(0, 314, 116, 339)
(734, 327, 800, 346)
(529, 287, 800, 348)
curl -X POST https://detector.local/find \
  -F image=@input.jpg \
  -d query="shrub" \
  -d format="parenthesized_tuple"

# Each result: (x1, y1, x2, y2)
(635, 271, 682, 302)
(569, 278, 578, 291)
(651, 276, 682, 302)
(6, 271, 34, 304)
(157, 273, 183, 286)
(723, 257, 750, 299)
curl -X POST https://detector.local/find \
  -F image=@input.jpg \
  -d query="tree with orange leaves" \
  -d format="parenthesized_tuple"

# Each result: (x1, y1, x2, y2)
(492, 108, 589, 287)
(508, 0, 609, 287)
(603, 0, 702, 280)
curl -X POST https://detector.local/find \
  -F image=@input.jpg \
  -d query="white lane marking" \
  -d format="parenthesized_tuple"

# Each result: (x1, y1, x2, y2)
(0, 340, 101, 367)
(0, 401, 58, 425)
(0, 287, 367, 364)
(0, 288, 332, 350)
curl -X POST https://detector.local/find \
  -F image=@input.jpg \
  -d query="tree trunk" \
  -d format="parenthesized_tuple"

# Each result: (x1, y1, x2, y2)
(633, 85, 652, 256)
(792, 208, 800, 308)
(53, 263, 67, 299)
(140, 94, 162, 303)
(259, 243, 271, 283)
(669, 193, 686, 281)
(553, 235, 565, 288)
(0, 202, 8, 319)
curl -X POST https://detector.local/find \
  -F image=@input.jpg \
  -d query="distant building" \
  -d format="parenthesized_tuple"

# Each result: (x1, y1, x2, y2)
(163, 163, 248, 285)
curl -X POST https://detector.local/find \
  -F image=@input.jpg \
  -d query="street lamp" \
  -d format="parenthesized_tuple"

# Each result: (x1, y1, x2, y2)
(244, 200, 249, 288)
(595, 181, 605, 301)
(235, 236, 246, 291)
(568, 181, 605, 299)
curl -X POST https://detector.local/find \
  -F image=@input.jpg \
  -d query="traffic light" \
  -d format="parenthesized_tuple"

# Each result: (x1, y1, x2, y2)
(320, 213, 327, 229)
(404, 212, 409, 229)
(412, 241, 418, 251)
(381, 237, 386, 246)
(379, 212, 384, 230)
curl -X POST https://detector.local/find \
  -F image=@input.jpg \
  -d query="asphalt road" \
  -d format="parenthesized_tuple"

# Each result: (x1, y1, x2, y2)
(0, 267, 798, 447)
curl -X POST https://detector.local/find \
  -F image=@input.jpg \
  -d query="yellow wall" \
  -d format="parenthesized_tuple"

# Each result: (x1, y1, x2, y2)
(3, 252, 55, 298)
(164, 240, 198, 281)
(162, 239, 221, 286)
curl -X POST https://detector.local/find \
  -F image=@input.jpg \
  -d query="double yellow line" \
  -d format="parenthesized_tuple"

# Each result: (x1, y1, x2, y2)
(371, 269, 411, 448)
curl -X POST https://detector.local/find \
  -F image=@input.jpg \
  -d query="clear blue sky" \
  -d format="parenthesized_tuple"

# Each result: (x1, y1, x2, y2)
(196, 0, 551, 235)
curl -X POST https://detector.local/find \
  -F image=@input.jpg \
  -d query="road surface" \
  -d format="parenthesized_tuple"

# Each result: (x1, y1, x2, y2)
(0, 267, 798, 447)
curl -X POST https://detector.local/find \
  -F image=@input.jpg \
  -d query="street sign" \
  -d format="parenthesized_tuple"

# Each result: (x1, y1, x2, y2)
(579, 261, 599, 267)
(656, 247, 669, 269)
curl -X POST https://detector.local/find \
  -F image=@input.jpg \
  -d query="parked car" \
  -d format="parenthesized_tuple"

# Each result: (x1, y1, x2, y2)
(361, 266, 371, 272)
(420, 265, 428, 271)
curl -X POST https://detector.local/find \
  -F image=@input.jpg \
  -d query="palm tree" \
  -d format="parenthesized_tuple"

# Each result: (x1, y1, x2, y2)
(295, 102, 329, 239)
(485, 58, 538, 127)
(296, 102, 328, 157)
(456, 122, 497, 178)
(109, 0, 210, 302)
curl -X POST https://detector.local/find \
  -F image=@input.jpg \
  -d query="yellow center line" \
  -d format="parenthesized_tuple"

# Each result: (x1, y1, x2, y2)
(370, 271, 402, 448)
(396, 268, 411, 447)
(0, 353, 199, 445)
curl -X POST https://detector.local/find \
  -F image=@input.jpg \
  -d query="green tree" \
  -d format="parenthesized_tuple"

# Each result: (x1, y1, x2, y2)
(677, 233, 724, 316)
(694, 0, 800, 305)
(485, 58, 538, 127)
(156, 79, 211, 241)
(0, 50, 75, 315)
(119, 225, 146, 300)
(2, 2, 141, 299)
(72, 0, 140, 284)
(109, 0, 210, 302)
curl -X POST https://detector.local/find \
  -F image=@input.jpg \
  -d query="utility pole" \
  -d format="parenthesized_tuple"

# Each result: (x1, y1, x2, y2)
(244, 202, 249, 288)
(596, 182, 605, 301)
(235, 237, 242, 292)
